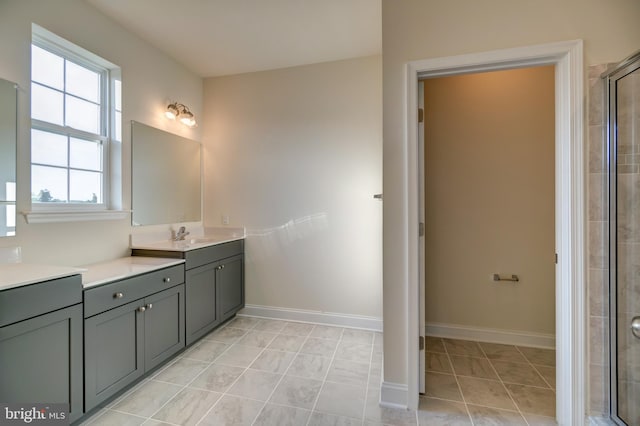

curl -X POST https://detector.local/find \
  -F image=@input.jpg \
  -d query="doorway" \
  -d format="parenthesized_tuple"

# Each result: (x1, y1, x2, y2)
(403, 40, 585, 425)
(419, 66, 557, 421)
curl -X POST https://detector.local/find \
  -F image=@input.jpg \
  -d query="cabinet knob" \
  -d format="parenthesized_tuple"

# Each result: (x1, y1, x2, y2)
(163, 277, 171, 283)
(146, 303, 153, 310)
(137, 306, 146, 313)
(114, 292, 124, 299)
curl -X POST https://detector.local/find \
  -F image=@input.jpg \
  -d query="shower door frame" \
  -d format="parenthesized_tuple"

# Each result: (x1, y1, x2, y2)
(607, 50, 640, 426)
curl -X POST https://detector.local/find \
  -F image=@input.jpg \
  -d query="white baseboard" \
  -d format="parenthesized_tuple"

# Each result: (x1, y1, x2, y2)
(380, 382, 409, 409)
(239, 304, 383, 332)
(426, 322, 555, 349)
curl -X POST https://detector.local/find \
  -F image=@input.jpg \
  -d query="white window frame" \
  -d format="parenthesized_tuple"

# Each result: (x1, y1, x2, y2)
(25, 24, 126, 223)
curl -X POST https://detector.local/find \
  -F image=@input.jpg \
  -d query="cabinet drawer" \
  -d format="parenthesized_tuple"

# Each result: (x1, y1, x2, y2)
(185, 240, 244, 270)
(0, 275, 82, 327)
(84, 265, 184, 317)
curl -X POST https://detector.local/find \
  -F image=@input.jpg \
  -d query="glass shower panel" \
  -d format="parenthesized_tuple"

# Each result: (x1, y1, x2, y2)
(611, 52, 640, 426)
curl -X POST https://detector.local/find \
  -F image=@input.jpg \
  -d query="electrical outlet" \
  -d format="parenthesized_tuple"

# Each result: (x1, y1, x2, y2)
(222, 215, 229, 225)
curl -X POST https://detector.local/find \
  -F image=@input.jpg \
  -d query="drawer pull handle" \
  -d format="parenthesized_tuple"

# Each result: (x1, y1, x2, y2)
(146, 303, 153, 310)
(163, 277, 171, 283)
(137, 306, 146, 313)
(114, 292, 124, 299)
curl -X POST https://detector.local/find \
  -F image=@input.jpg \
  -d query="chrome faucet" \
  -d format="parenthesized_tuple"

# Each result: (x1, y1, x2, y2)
(173, 226, 190, 241)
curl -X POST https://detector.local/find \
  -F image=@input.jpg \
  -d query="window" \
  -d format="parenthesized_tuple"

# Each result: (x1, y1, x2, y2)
(29, 25, 122, 218)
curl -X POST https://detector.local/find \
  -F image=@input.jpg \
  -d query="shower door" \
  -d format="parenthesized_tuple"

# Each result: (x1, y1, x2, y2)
(610, 51, 640, 426)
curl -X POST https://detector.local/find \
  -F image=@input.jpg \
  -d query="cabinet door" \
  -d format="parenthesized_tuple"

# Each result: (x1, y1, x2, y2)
(84, 300, 144, 411)
(217, 255, 244, 322)
(144, 284, 185, 372)
(185, 263, 219, 345)
(0, 304, 83, 423)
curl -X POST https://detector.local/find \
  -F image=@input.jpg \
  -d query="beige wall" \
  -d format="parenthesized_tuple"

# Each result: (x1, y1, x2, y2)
(424, 66, 555, 335)
(202, 56, 383, 319)
(0, 0, 202, 266)
(382, 0, 640, 402)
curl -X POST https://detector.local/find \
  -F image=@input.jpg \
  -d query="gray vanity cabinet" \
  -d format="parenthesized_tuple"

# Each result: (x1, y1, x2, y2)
(0, 275, 83, 423)
(83, 265, 185, 411)
(133, 240, 244, 346)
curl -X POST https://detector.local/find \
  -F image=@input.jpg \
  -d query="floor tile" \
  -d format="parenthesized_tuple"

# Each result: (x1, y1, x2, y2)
(253, 319, 288, 333)
(466, 404, 527, 425)
(268, 334, 306, 352)
(90, 410, 145, 426)
(204, 326, 247, 344)
(181, 339, 229, 362)
(505, 383, 556, 417)
(300, 337, 339, 357)
(253, 404, 311, 426)
(235, 330, 278, 348)
(307, 411, 362, 426)
(152, 357, 208, 385)
(523, 413, 558, 425)
(226, 316, 261, 329)
(315, 381, 367, 419)
(426, 351, 453, 374)
(112, 380, 182, 417)
(287, 353, 332, 380)
(425, 372, 463, 402)
(226, 369, 282, 401)
(309, 325, 344, 340)
(335, 340, 373, 363)
(534, 365, 556, 389)
(141, 420, 173, 425)
(342, 329, 374, 345)
(326, 358, 370, 386)
(189, 363, 245, 392)
(198, 395, 263, 426)
(456, 376, 516, 411)
(151, 388, 221, 425)
(518, 346, 556, 367)
(281, 321, 315, 336)
(426, 336, 446, 353)
(250, 348, 296, 374)
(443, 339, 484, 357)
(213, 343, 263, 367)
(449, 355, 498, 380)
(479, 342, 527, 363)
(269, 375, 323, 409)
(491, 360, 548, 387)
(417, 397, 471, 425)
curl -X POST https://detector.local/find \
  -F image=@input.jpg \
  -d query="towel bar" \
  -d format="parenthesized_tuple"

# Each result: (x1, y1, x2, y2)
(493, 273, 519, 282)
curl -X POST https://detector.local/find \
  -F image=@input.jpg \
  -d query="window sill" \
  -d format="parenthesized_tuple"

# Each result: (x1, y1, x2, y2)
(22, 210, 130, 224)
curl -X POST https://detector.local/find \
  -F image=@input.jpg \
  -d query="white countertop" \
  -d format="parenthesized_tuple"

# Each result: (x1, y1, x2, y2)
(0, 263, 85, 291)
(81, 257, 186, 289)
(130, 226, 245, 252)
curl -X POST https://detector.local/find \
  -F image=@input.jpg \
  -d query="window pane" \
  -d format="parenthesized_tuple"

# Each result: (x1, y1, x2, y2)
(65, 95, 100, 133)
(70, 137, 102, 171)
(115, 111, 122, 141)
(6, 204, 15, 228)
(6, 182, 16, 202)
(31, 45, 63, 90)
(32, 165, 67, 203)
(66, 61, 100, 103)
(114, 79, 122, 110)
(31, 129, 67, 167)
(31, 83, 63, 125)
(70, 170, 101, 203)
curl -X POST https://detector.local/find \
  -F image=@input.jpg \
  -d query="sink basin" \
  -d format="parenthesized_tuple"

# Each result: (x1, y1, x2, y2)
(187, 237, 221, 244)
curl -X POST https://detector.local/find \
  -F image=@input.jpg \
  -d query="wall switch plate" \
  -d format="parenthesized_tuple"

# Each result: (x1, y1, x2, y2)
(222, 215, 229, 225)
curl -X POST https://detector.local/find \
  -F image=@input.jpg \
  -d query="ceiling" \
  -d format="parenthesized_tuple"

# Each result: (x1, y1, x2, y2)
(87, 0, 381, 78)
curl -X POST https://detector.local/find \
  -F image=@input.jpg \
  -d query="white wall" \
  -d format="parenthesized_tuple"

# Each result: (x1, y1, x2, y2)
(0, 0, 202, 266)
(203, 56, 382, 321)
(382, 0, 640, 403)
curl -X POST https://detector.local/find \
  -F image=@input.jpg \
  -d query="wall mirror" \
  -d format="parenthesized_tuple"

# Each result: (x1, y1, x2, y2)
(0, 78, 17, 237)
(131, 121, 201, 226)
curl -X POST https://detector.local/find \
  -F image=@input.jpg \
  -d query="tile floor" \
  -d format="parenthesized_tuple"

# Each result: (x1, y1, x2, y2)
(80, 317, 557, 426)
(422, 336, 558, 425)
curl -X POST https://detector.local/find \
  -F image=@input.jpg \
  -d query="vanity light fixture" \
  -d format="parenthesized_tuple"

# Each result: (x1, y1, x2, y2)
(165, 102, 197, 127)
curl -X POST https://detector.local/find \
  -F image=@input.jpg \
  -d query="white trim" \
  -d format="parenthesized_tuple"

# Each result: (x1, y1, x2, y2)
(239, 304, 383, 332)
(22, 210, 129, 224)
(402, 40, 585, 425)
(425, 322, 555, 349)
(380, 382, 409, 410)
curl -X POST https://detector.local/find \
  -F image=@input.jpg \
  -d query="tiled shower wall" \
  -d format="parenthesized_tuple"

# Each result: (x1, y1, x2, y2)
(588, 63, 610, 418)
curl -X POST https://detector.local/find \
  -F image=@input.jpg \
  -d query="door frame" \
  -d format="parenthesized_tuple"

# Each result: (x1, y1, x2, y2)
(404, 40, 585, 424)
